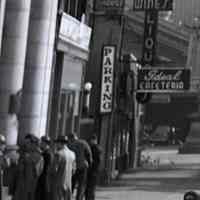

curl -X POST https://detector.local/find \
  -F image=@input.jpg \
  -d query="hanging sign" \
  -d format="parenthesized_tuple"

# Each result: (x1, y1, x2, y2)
(100, 46, 116, 114)
(133, 0, 173, 11)
(137, 68, 191, 92)
(142, 11, 158, 66)
(59, 13, 92, 51)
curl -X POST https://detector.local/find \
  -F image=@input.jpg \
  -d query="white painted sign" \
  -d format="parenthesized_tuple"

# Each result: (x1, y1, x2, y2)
(59, 13, 92, 51)
(100, 46, 115, 114)
(133, 0, 173, 11)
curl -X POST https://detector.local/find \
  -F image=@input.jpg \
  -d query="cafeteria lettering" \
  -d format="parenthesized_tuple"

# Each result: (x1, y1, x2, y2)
(139, 81, 184, 90)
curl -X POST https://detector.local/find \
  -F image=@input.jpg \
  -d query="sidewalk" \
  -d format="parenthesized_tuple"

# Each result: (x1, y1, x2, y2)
(95, 147, 200, 200)
(96, 187, 184, 200)
(96, 167, 200, 200)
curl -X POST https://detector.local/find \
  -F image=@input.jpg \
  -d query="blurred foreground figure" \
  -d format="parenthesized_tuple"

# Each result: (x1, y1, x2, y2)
(52, 135, 76, 200)
(0, 134, 9, 169)
(4, 144, 19, 196)
(0, 134, 11, 195)
(184, 191, 199, 200)
(13, 134, 44, 200)
(36, 136, 54, 200)
(85, 134, 102, 200)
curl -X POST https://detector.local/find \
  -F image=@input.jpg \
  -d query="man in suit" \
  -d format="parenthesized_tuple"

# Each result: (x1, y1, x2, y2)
(85, 134, 102, 200)
(13, 134, 44, 200)
(68, 133, 92, 200)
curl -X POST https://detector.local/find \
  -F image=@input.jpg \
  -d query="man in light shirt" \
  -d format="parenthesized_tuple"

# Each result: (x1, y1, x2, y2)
(53, 135, 76, 200)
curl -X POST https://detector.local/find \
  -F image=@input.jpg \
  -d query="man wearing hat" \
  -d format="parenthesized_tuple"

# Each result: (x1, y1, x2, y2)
(13, 133, 44, 200)
(68, 133, 92, 200)
(0, 134, 11, 197)
(85, 134, 102, 200)
(52, 135, 76, 200)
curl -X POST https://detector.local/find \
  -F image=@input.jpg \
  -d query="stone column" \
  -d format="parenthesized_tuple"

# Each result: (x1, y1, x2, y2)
(0, 0, 31, 145)
(18, 0, 58, 140)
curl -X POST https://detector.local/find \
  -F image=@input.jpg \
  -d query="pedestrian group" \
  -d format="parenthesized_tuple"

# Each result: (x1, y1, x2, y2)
(0, 132, 102, 200)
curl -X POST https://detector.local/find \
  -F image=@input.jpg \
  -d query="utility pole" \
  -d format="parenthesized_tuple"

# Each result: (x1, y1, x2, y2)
(129, 54, 143, 168)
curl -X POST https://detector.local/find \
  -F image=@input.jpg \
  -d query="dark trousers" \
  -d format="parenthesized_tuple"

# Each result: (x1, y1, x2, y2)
(85, 172, 98, 200)
(72, 168, 88, 200)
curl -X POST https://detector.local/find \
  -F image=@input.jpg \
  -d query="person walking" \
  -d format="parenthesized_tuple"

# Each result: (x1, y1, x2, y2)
(68, 133, 92, 200)
(13, 134, 44, 200)
(85, 134, 102, 200)
(52, 135, 76, 200)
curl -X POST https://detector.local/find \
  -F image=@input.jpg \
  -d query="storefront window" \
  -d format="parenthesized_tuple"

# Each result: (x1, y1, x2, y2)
(58, 90, 76, 135)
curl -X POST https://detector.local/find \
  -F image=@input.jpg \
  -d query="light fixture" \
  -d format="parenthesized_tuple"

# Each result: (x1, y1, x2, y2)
(84, 82, 92, 92)
(82, 82, 93, 116)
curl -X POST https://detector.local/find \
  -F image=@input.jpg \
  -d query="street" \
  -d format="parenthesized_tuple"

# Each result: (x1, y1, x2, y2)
(95, 147, 200, 200)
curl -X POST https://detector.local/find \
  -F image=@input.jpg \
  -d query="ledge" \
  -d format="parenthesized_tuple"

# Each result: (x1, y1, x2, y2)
(57, 37, 90, 61)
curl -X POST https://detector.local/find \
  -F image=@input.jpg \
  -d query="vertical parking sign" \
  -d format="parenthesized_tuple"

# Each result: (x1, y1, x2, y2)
(142, 11, 158, 66)
(100, 45, 116, 114)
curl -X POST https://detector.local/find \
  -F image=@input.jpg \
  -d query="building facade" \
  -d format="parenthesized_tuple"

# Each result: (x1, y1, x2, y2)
(48, 11, 91, 139)
(0, 0, 92, 144)
(123, 0, 200, 152)
(84, 0, 200, 180)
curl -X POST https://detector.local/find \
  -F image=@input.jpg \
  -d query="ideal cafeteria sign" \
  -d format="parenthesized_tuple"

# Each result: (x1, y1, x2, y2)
(133, 0, 173, 11)
(137, 68, 191, 92)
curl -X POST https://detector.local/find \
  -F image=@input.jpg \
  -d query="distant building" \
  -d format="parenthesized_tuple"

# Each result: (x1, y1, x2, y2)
(173, 0, 200, 25)
(123, 0, 200, 152)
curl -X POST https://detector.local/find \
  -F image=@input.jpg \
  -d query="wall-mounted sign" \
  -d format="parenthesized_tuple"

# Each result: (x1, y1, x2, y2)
(100, 46, 116, 114)
(137, 68, 191, 92)
(133, 0, 173, 11)
(142, 11, 158, 66)
(59, 13, 92, 51)
(95, 0, 124, 12)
